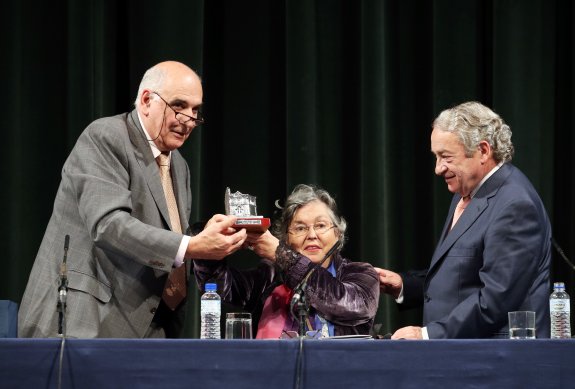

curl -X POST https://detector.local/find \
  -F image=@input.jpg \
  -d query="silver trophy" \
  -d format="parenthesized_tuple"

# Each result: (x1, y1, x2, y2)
(225, 187, 270, 231)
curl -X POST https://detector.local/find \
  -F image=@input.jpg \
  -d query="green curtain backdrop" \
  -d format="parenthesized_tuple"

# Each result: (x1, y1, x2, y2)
(1, 0, 573, 337)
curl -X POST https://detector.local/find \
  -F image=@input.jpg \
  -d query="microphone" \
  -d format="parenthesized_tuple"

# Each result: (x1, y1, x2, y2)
(289, 240, 342, 318)
(57, 235, 70, 336)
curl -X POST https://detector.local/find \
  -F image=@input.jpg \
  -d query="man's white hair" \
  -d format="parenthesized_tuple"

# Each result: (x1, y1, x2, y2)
(133, 65, 166, 106)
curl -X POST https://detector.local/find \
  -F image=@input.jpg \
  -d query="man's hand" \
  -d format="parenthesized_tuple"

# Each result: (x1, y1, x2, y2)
(186, 214, 247, 260)
(392, 326, 423, 340)
(374, 267, 403, 299)
(244, 230, 279, 261)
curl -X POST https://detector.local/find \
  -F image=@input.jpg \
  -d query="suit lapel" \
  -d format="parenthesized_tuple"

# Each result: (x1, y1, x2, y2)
(126, 110, 172, 229)
(167, 151, 191, 282)
(428, 163, 513, 274)
(169, 150, 189, 233)
(429, 197, 488, 271)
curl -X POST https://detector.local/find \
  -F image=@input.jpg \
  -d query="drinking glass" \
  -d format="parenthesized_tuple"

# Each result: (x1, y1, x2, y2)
(508, 311, 536, 339)
(225, 313, 253, 339)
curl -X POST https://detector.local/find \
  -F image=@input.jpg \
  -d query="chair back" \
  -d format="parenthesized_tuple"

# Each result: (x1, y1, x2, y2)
(0, 300, 18, 337)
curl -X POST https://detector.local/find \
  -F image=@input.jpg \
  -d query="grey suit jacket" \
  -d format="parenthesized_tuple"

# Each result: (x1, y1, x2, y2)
(18, 110, 192, 338)
(402, 163, 552, 338)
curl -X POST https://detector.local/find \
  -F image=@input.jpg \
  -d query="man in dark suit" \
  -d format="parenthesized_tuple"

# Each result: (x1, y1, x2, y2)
(376, 101, 551, 339)
(18, 61, 247, 338)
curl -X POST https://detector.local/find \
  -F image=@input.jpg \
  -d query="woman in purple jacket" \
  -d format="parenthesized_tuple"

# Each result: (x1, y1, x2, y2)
(193, 184, 379, 338)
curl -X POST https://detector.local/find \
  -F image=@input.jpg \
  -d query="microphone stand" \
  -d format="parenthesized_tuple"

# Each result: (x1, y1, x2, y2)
(57, 235, 69, 389)
(57, 235, 69, 337)
(294, 293, 309, 338)
(290, 241, 341, 337)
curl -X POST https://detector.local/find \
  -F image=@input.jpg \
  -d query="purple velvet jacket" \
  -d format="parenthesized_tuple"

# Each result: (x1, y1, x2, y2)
(193, 241, 380, 336)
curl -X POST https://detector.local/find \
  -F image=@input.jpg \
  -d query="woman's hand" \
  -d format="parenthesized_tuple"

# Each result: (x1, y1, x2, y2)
(244, 230, 279, 261)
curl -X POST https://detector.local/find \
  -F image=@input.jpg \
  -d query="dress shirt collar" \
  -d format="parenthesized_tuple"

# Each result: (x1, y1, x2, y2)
(469, 161, 504, 199)
(136, 111, 171, 161)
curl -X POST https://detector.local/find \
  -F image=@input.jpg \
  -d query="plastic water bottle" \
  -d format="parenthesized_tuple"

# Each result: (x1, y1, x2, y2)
(200, 283, 221, 339)
(550, 282, 571, 339)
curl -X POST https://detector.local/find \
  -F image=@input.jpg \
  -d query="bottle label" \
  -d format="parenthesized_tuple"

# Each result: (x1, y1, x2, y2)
(550, 299, 571, 312)
(201, 300, 221, 313)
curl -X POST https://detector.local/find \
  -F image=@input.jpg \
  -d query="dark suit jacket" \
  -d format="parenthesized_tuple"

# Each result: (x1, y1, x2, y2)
(402, 163, 551, 338)
(18, 110, 191, 338)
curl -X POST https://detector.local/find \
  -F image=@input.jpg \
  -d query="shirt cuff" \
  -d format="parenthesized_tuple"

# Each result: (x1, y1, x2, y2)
(421, 327, 429, 339)
(395, 285, 404, 304)
(174, 235, 191, 267)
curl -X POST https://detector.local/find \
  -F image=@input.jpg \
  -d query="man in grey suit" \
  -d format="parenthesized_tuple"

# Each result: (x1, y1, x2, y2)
(376, 101, 552, 339)
(18, 61, 247, 338)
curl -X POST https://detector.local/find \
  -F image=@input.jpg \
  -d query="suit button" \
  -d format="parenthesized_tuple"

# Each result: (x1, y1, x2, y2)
(424, 294, 431, 302)
(150, 307, 157, 314)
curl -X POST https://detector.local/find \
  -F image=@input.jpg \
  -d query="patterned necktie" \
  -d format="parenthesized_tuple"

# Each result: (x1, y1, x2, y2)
(451, 195, 471, 230)
(157, 153, 186, 310)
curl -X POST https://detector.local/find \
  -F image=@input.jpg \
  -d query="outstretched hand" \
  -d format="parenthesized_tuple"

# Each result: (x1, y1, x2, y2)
(186, 214, 247, 260)
(374, 267, 403, 299)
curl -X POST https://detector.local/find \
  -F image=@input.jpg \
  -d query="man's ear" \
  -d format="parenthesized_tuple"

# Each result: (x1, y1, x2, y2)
(142, 90, 154, 105)
(478, 140, 492, 163)
(140, 90, 154, 115)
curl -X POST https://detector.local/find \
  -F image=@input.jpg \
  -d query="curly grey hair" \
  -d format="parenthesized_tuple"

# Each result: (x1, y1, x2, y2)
(272, 184, 347, 247)
(432, 101, 514, 163)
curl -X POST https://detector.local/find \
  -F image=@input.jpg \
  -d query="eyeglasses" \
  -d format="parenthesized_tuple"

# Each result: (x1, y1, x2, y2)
(153, 91, 205, 126)
(288, 222, 335, 237)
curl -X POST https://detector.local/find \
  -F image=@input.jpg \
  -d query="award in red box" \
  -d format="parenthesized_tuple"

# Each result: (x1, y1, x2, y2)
(225, 187, 270, 232)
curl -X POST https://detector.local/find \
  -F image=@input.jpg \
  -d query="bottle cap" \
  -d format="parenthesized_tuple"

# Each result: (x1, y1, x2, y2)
(205, 283, 217, 292)
(554, 282, 565, 289)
